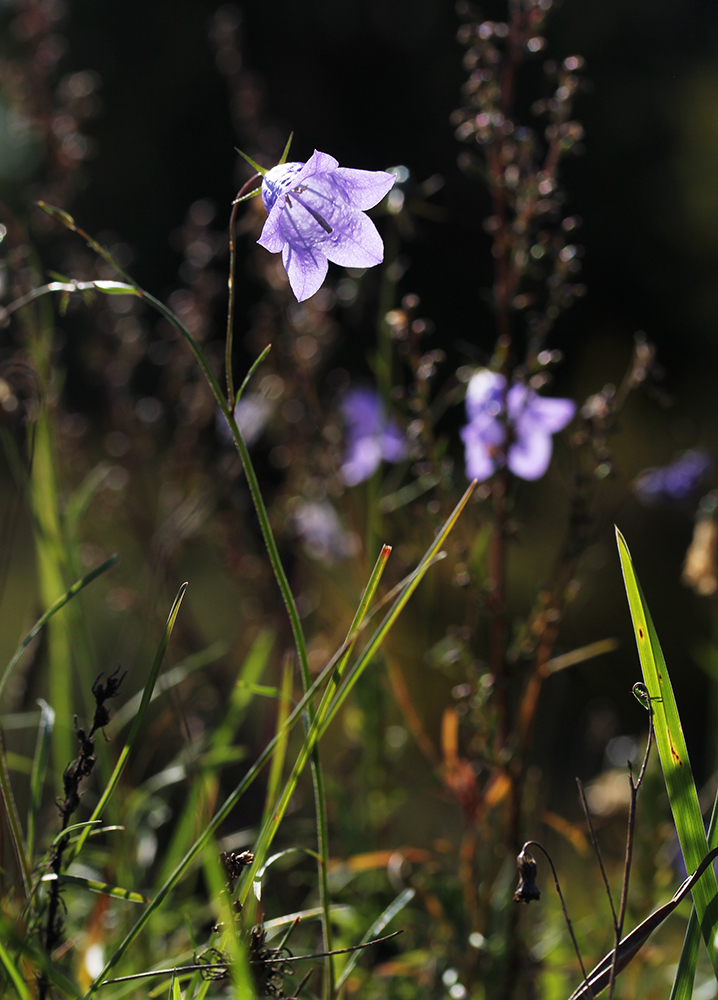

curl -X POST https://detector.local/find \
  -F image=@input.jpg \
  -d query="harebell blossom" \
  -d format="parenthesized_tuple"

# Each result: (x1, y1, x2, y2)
(461, 370, 575, 482)
(258, 150, 396, 301)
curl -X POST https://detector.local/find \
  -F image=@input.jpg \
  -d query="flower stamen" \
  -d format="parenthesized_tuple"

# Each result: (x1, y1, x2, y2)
(289, 190, 333, 234)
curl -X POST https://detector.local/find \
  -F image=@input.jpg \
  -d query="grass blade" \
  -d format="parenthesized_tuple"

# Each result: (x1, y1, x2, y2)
(0, 728, 32, 897)
(0, 554, 119, 704)
(68, 582, 188, 862)
(616, 527, 718, 987)
(27, 698, 55, 859)
(0, 937, 31, 1000)
(84, 494, 468, 995)
(40, 873, 149, 904)
(335, 887, 415, 990)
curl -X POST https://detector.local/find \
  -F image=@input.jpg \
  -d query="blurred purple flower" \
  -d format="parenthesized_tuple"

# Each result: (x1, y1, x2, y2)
(340, 388, 407, 486)
(293, 500, 359, 564)
(259, 150, 396, 302)
(634, 449, 713, 507)
(460, 370, 576, 482)
(216, 393, 274, 446)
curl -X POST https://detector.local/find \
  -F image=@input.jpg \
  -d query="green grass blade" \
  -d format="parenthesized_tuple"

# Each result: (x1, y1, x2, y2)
(0, 937, 30, 1000)
(40, 873, 149, 904)
(669, 780, 718, 998)
(261, 656, 293, 836)
(0, 729, 32, 897)
(335, 887, 415, 990)
(616, 527, 718, 988)
(0, 554, 119, 704)
(107, 641, 227, 734)
(68, 582, 188, 862)
(153, 630, 273, 889)
(318, 483, 475, 739)
(240, 488, 473, 909)
(27, 698, 55, 858)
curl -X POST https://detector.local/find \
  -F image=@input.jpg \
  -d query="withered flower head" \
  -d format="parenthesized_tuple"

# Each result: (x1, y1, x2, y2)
(514, 847, 541, 903)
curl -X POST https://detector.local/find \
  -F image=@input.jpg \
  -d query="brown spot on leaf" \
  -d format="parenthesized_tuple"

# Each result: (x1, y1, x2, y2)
(638, 627, 644, 640)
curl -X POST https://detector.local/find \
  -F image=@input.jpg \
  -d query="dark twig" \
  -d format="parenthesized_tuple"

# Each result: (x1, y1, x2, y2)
(576, 778, 618, 934)
(607, 683, 654, 1000)
(99, 931, 402, 985)
(39, 668, 124, 1000)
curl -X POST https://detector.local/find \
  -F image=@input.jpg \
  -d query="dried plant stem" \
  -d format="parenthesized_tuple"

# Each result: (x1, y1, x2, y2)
(607, 694, 654, 1000)
(521, 842, 594, 1000)
(576, 778, 618, 934)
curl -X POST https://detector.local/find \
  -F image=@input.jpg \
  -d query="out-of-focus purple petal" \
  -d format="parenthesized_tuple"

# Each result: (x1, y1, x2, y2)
(507, 428, 553, 480)
(234, 394, 273, 446)
(524, 395, 576, 433)
(341, 436, 383, 486)
(324, 210, 384, 267)
(461, 421, 497, 482)
(381, 420, 408, 463)
(332, 167, 396, 209)
(462, 369, 575, 483)
(294, 499, 359, 564)
(341, 388, 384, 436)
(340, 387, 407, 485)
(634, 449, 713, 506)
(466, 370, 505, 421)
(281, 242, 328, 302)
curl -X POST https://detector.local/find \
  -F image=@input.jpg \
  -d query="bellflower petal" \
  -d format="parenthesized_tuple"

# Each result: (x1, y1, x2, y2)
(258, 149, 396, 302)
(466, 370, 505, 421)
(282, 242, 328, 302)
(461, 420, 499, 481)
(324, 210, 384, 267)
(340, 387, 407, 485)
(342, 436, 384, 486)
(462, 369, 575, 483)
(332, 167, 397, 209)
(513, 392, 576, 433)
(634, 449, 713, 506)
(381, 421, 408, 463)
(507, 429, 553, 480)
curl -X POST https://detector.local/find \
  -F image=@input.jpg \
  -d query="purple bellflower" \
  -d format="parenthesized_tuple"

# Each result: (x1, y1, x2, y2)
(258, 150, 396, 302)
(461, 370, 576, 482)
(341, 388, 407, 486)
(633, 448, 712, 507)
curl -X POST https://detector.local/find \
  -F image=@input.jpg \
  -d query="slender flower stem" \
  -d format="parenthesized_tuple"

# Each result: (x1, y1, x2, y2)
(225, 197, 240, 409)
(219, 188, 333, 994)
(225, 172, 261, 409)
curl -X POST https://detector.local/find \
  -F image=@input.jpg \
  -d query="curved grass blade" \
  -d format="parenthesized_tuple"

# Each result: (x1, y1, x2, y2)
(0, 729, 32, 897)
(616, 527, 718, 990)
(0, 554, 119, 704)
(41, 873, 149, 904)
(0, 938, 30, 1000)
(27, 698, 54, 858)
(68, 582, 188, 863)
(107, 640, 227, 735)
(335, 887, 415, 991)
